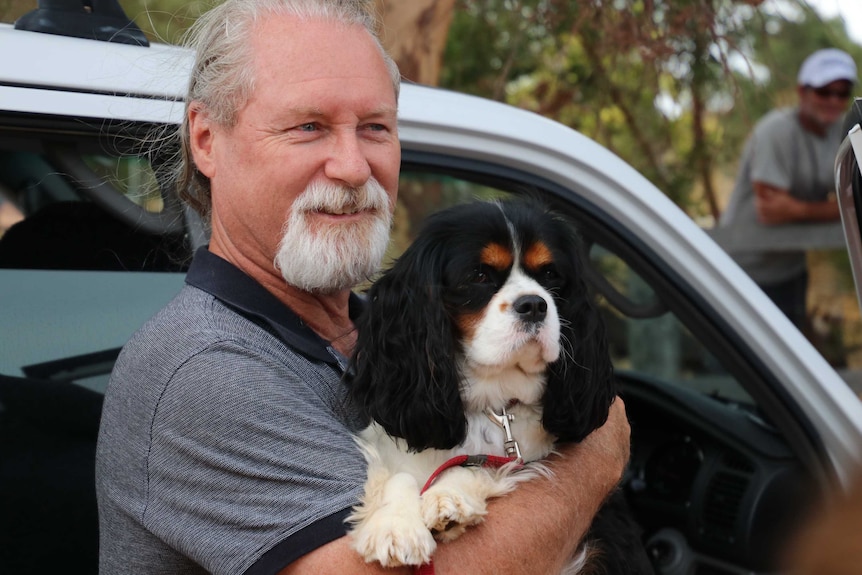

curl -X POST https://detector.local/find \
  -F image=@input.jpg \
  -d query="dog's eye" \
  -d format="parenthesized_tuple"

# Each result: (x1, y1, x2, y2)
(470, 266, 493, 285)
(541, 265, 560, 281)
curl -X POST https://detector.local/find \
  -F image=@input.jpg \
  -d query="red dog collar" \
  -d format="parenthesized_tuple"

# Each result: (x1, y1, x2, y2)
(416, 453, 520, 574)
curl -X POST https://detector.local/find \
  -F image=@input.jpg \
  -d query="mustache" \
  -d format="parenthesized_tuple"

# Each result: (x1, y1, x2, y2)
(292, 178, 391, 215)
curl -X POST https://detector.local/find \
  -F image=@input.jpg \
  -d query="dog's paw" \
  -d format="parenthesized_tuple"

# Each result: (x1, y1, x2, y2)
(351, 510, 437, 567)
(420, 487, 488, 542)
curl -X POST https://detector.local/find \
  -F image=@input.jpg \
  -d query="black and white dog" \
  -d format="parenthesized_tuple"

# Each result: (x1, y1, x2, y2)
(347, 199, 652, 574)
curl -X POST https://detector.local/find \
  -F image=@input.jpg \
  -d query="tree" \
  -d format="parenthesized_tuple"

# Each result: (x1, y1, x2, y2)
(372, 0, 459, 244)
(375, 0, 457, 86)
(442, 0, 776, 219)
(118, 0, 207, 44)
(438, 1, 862, 221)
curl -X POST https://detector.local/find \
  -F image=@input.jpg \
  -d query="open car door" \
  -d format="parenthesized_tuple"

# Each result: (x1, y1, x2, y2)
(836, 98, 862, 311)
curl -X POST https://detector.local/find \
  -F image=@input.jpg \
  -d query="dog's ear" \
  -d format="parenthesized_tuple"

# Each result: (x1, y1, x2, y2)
(542, 232, 617, 443)
(348, 240, 467, 451)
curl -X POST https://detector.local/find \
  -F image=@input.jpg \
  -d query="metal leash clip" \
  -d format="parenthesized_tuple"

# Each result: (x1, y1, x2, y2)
(485, 406, 522, 461)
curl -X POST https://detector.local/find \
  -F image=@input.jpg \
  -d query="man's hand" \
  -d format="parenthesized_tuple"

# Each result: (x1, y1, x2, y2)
(753, 182, 840, 225)
(280, 397, 632, 574)
(754, 185, 803, 225)
(576, 396, 631, 486)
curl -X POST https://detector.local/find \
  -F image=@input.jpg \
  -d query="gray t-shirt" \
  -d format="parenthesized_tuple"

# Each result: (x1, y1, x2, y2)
(719, 107, 843, 285)
(96, 249, 367, 575)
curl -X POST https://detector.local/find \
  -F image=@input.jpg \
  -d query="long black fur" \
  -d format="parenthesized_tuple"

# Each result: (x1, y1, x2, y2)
(348, 198, 616, 451)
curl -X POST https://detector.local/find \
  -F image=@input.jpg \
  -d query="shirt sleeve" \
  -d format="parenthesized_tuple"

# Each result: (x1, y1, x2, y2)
(142, 340, 367, 575)
(749, 113, 796, 191)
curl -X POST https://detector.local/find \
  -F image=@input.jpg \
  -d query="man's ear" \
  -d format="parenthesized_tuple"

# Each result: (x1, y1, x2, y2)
(188, 102, 216, 178)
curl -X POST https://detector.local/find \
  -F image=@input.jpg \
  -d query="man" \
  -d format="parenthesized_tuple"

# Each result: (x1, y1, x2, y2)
(95, 1, 631, 573)
(719, 48, 857, 330)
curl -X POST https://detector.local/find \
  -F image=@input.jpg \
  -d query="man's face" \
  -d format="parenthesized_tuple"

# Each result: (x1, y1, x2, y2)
(799, 80, 854, 128)
(197, 14, 400, 286)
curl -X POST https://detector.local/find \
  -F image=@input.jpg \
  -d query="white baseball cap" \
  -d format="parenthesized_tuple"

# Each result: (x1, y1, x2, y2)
(797, 48, 857, 87)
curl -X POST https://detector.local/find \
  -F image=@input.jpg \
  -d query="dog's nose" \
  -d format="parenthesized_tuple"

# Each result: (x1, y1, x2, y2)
(514, 294, 547, 323)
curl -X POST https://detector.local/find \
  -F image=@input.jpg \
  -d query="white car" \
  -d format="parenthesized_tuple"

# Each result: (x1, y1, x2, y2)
(2, 4, 861, 575)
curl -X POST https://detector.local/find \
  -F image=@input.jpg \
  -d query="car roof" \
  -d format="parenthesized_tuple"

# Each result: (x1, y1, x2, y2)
(0, 23, 190, 99)
(0, 23, 188, 123)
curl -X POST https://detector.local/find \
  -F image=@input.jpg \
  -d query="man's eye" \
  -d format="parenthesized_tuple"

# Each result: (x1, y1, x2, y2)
(361, 123, 392, 137)
(297, 123, 317, 132)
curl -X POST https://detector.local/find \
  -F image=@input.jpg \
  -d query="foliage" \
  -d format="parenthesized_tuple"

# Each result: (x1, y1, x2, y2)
(118, 0, 208, 44)
(442, 0, 571, 101)
(0, 1, 203, 43)
(441, 0, 861, 220)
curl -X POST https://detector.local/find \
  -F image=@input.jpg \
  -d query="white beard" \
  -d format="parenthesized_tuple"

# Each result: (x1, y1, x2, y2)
(274, 178, 392, 293)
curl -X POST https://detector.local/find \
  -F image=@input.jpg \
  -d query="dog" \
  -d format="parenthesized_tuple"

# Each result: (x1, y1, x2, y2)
(346, 198, 652, 574)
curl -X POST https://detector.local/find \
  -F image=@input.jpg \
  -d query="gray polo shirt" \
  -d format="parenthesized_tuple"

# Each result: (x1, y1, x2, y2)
(96, 248, 367, 575)
(719, 107, 843, 285)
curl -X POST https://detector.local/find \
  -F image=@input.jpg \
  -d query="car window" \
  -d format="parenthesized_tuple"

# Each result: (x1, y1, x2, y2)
(82, 154, 164, 212)
(0, 269, 186, 392)
(395, 167, 753, 406)
(1, 133, 764, 415)
(0, 129, 191, 394)
(4, 154, 753, 399)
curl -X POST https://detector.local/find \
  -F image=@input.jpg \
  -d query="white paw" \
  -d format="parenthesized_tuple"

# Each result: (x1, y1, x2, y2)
(351, 508, 437, 567)
(420, 487, 488, 541)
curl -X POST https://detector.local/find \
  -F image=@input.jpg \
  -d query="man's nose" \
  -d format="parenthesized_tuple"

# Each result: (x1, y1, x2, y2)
(325, 131, 372, 188)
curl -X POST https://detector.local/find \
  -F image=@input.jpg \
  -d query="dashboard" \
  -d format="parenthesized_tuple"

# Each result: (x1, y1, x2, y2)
(620, 374, 816, 575)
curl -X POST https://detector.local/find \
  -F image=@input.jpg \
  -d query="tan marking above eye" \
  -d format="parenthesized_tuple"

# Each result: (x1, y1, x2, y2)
(455, 310, 484, 340)
(480, 242, 513, 270)
(524, 241, 553, 271)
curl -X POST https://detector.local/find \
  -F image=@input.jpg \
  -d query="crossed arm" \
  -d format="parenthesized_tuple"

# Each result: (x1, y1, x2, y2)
(279, 398, 631, 575)
(753, 182, 840, 226)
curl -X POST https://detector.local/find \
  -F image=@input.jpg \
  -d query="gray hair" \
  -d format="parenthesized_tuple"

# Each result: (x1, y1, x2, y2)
(173, 0, 401, 219)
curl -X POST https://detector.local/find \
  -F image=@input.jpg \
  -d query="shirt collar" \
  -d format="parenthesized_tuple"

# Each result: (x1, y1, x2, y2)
(185, 247, 362, 367)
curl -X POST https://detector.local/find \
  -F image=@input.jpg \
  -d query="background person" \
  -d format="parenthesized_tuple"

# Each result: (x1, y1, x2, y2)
(95, 1, 632, 574)
(719, 48, 857, 330)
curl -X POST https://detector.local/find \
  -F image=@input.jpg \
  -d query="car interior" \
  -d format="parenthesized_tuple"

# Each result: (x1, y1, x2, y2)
(0, 121, 831, 575)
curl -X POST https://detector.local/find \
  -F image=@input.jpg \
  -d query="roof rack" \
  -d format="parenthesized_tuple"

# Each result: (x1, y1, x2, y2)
(14, 0, 149, 47)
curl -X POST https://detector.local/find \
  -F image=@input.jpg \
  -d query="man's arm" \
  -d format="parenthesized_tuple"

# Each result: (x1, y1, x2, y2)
(753, 182, 839, 225)
(280, 398, 631, 574)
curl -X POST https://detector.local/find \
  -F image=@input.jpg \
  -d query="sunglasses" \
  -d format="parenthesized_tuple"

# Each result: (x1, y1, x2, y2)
(811, 86, 853, 100)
